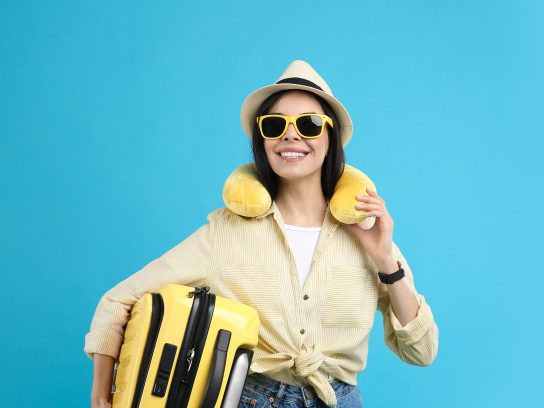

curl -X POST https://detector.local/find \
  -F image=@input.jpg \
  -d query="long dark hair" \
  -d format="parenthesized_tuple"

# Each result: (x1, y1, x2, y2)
(251, 89, 345, 200)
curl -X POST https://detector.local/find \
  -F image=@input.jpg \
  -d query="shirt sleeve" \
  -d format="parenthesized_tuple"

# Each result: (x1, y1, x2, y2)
(83, 214, 216, 361)
(376, 241, 439, 366)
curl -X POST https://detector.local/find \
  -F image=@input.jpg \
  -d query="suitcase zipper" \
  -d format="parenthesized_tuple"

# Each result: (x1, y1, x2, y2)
(182, 287, 210, 383)
(166, 286, 213, 408)
(184, 347, 195, 381)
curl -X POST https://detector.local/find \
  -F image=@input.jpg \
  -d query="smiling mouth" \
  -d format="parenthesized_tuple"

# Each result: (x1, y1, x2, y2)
(277, 151, 309, 158)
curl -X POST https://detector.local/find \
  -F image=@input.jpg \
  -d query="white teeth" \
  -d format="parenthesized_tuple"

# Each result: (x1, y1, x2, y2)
(280, 151, 307, 157)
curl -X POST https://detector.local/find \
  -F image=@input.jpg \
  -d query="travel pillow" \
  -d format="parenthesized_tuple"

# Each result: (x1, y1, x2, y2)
(222, 163, 377, 230)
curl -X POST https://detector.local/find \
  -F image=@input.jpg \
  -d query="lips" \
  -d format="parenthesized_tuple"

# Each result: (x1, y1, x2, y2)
(275, 150, 310, 162)
(279, 151, 308, 158)
(276, 148, 310, 155)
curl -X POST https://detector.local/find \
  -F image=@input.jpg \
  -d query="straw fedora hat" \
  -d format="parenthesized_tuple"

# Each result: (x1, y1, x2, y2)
(240, 59, 353, 147)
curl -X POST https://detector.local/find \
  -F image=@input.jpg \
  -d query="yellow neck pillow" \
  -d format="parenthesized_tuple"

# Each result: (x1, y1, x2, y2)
(222, 163, 377, 230)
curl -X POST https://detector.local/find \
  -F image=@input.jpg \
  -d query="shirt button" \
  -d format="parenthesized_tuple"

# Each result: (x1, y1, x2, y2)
(268, 396, 275, 403)
(300, 329, 305, 334)
(303, 294, 309, 300)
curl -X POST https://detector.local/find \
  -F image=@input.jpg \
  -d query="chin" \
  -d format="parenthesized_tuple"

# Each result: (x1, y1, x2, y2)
(267, 153, 326, 181)
(271, 165, 321, 181)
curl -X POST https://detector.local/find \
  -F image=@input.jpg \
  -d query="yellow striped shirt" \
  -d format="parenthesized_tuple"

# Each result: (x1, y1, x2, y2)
(84, 201, 439, 407)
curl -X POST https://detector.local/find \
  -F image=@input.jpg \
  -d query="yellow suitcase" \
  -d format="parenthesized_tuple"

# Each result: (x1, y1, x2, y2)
(111, 285, 260, 408)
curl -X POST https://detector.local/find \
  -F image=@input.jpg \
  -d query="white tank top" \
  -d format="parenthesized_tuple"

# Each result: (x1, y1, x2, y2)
(283, 224, 321, 288)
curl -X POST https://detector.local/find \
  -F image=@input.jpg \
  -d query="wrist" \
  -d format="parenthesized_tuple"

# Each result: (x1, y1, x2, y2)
(91, 389, 111, 403)
(91, 394, 110, 402)
(374, 256, 398, 274)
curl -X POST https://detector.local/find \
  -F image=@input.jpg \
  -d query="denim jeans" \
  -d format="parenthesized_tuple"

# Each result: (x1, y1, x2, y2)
(238, 372, 364, 408)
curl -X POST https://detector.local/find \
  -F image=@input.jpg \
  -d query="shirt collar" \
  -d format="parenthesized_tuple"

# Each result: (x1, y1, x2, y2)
(255, 200, 278, 220)
(255, 200, 340, 229)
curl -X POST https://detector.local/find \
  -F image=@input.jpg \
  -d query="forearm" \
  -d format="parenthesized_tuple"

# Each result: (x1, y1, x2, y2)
(91, 353, 116, 404)
(375, 256, 420, 327)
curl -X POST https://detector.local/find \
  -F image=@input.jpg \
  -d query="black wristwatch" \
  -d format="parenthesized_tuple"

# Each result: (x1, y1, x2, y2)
(378, 260, 405, 284)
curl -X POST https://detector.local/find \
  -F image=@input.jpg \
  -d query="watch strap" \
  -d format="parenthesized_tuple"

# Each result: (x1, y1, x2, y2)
(378, 260, 405, 284)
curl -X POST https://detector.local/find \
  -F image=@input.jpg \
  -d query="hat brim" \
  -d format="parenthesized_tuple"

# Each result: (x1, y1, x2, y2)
(240, 83, 353, 147)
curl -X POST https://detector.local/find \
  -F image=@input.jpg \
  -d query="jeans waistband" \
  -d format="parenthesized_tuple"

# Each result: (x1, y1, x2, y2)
(243, 372, 356, 406)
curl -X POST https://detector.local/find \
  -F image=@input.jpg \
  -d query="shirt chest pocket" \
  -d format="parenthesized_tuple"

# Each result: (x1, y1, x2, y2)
(220, 265, 284, 325)
(322, 266, 377, 329)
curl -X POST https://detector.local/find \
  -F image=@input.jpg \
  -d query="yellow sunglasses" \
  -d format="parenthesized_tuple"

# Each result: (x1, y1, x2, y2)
(256, 113, 334, 139)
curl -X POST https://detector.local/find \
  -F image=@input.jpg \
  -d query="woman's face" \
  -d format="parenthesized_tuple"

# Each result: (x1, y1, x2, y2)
(262, 91, 330, 182)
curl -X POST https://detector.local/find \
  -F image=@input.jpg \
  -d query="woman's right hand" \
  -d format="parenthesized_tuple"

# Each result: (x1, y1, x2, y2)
(91, 353, 116, 408)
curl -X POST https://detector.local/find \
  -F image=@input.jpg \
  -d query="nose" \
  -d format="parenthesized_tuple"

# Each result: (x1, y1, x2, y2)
(282, 122, 300, 141)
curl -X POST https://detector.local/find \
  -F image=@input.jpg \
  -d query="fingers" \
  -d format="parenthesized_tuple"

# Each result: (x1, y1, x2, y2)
(366, 187, 381, 199)
(355, 188, 386, 217)
(355, 203, 384, 217)
(356, 189, 384, 204)
(363, 209, 385, 217)
(355, 203, 381, 211)
(356, 195, 384, 208)
(355, 196, 382, 205)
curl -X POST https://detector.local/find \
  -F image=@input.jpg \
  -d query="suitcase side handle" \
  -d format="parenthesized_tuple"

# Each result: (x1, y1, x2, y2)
(200, 329, 231, 408)
(151, 343, 178, 397)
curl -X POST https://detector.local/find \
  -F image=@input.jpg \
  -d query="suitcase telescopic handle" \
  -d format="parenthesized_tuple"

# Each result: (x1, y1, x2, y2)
(200, 329, 231, 408)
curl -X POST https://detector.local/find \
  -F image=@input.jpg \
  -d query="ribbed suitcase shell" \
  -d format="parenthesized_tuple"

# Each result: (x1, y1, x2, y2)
(111, 284, 260, 408)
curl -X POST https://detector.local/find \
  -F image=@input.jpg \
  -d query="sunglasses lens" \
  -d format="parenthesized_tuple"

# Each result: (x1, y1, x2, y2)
(296, 115, 323, 137)
(261, 116, 286, 138)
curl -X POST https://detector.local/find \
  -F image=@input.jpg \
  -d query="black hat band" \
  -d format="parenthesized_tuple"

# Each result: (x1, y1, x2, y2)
(275, 77, 324, 91)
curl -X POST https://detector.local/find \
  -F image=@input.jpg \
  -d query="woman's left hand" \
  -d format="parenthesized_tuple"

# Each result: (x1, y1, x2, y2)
(345, 187, 394, 263)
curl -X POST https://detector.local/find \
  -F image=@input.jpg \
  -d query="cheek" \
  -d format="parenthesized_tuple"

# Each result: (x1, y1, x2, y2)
(264, 142, 277, 160)
(311, 138, 329, 156)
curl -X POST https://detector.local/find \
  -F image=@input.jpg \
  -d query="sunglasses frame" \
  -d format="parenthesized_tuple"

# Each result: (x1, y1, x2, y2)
(256, 113, 334, 140)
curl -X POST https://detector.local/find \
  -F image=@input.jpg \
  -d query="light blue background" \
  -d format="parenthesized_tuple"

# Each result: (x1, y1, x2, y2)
(1, 1, 542, 406)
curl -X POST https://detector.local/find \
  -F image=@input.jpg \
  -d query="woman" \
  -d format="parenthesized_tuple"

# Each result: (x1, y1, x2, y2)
(86, 60, 439, 408)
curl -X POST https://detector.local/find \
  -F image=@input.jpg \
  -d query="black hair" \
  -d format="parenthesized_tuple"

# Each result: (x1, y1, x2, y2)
(251, 89, 345, 200)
